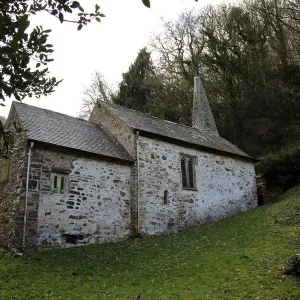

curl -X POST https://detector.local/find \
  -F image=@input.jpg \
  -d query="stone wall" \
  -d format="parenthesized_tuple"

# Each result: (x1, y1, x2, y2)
(89, 104, 136, 159)
(138, 136, 257, 235)
(19, 146, 132, 248)
(89, 103, 139, 236)
(0, 113, 27, 248)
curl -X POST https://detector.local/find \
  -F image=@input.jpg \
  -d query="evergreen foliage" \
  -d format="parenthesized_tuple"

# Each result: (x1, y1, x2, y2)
(0, 0, 149, 107)
(150, 0, 300, 156)
(112, 48, 160, 113)
(256, 147, 300, 190)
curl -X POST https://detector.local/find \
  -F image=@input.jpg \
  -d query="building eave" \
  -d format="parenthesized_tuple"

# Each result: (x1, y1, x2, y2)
(135, 129, 258, 163)
(27, 139, 134, 164)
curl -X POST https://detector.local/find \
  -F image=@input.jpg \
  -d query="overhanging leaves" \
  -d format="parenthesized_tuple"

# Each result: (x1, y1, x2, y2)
(0, 0, 106, 105)
(142, 0, 150, 8)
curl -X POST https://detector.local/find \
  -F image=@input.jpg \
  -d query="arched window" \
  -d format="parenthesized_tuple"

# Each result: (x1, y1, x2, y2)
(181, 157, 187, 188)
(181, 155, 197, 189)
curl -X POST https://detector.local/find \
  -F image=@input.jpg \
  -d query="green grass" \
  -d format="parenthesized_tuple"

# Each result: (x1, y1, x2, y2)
(1, 186, 300, 299)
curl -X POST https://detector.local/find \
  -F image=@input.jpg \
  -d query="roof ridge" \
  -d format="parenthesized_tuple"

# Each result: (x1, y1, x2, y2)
(12, 101, 133, 161)
(14, 101, 126, 145)
(99, 100, 203, 133)
(13, 101, 92, 125)
(98, 101, 253, 160)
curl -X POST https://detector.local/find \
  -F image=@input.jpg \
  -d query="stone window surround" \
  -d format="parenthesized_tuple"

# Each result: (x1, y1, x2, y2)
(180, 153, 198, 191)
(0, 158, 10, 182)
(50, 168, 70, 194)
(163, 190, 170, 205)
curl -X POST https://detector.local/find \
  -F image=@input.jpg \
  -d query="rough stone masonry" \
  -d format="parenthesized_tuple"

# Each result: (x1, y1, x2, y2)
(32, 147, 132, 247)
(138, 136, 257, 235)
(0, 73, 257, 249)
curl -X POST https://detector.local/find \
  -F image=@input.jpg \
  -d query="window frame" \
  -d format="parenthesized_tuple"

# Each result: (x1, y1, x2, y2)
(163, 190, 169, 205)
(180, 154, 197, 190)
(50, 172, 68, 194)
(0, 158, 10, 182)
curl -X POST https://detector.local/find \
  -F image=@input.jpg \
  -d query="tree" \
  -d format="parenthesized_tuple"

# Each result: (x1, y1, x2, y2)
(151, 1, 300, 156)
(78, 71, 113, 120)
(0, 0, 152, 107)
(113, 48, 160, 113)
(0, 0, 152, 158)
(0, 0, 107, 106)
(148, 75, 193, 125)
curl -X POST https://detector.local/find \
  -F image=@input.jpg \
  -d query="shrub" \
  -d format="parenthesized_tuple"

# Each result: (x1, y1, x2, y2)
(256, 147, 300, 190)
(284, 255, 300, 277)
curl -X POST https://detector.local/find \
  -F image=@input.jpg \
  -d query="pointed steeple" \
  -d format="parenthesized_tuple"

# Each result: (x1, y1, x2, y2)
(192, 74, 219, 136)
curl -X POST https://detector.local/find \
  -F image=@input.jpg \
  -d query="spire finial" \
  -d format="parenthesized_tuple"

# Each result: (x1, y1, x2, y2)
(195, 65, 200, 76)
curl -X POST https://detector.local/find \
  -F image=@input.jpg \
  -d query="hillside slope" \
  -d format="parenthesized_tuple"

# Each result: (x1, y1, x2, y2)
(0, 185, 299, 299)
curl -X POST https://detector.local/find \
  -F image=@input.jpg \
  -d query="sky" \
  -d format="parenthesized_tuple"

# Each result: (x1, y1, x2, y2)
(1, 0, 229, 118)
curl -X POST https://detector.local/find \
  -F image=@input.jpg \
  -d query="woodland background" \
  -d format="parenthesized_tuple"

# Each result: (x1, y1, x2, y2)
(79, 0, 300, 158)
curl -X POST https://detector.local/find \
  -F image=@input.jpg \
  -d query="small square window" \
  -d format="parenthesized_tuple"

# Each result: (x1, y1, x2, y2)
(181, 155, 197, 190)
(51, 173, 68, 193)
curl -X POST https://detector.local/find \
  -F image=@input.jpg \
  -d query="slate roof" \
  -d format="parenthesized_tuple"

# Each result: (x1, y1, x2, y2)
(13, 102, 133, 162)
(100, 101, 254, 161)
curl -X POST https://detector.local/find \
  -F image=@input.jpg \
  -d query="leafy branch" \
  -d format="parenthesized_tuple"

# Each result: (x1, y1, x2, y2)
(0, 1, 106, 105)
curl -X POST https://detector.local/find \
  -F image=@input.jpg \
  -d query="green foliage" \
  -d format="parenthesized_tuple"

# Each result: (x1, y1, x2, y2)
(284, 255, 300, 277)
(0, 185, 299, 299)
(142, 0, 150, 8)
(0, 120, 24, 158)
(0, 0, 105, 105)
(256, 147, 300, 190)
(148, 77, 193, 125)
(151, 0, 300, 156)
(113, 48, 160, 113)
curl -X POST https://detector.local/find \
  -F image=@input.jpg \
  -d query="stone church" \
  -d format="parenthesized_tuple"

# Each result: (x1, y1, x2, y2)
(0, 76, 257, 249)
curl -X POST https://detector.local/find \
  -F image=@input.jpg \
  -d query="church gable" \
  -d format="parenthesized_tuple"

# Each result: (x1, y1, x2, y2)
(89, 102, 137, 159)
(0, 103, 134, 249)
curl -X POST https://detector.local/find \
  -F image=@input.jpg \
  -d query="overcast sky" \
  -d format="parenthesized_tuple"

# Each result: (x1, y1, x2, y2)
(1, 0, 230, 118)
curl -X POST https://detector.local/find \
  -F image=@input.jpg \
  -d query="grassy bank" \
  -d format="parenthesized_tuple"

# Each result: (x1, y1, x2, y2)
(1, 185, 299, 299)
